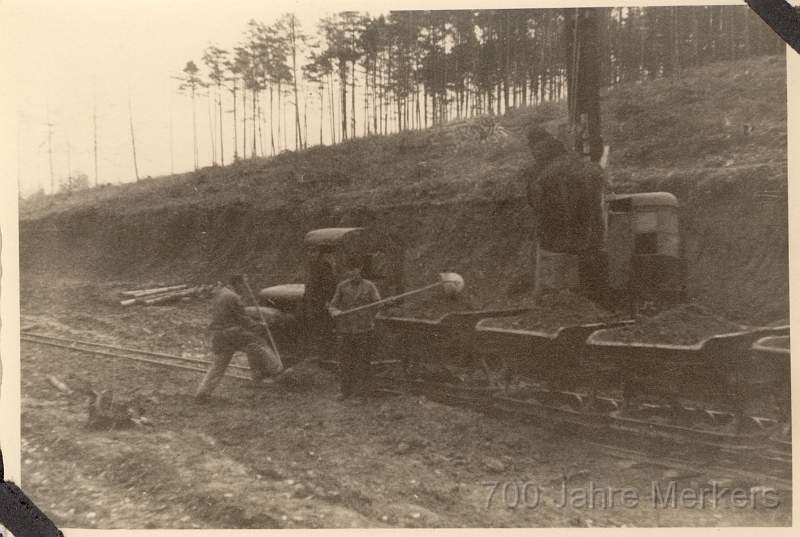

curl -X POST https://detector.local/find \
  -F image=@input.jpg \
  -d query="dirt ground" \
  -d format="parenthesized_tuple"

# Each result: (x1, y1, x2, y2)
(19, 275, 791, 529)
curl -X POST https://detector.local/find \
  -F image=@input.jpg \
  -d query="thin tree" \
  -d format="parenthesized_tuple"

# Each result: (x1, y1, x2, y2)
(244, 20, 269, 157)
(224, 51, 244, 161)
(206, 89, 216, 165)
(46, 103, 55, 193)
(233, 46, 252, 159)
(169, 92, 174, 175)
(203, 46, 228, 165)
(304, 47, 329, 147)
(277, 14, 306, 151)
(175, 60, 206, 169)
(319, 13, 357, 140)
(128, 92, 140, 181)
(93, 93, 99, 186)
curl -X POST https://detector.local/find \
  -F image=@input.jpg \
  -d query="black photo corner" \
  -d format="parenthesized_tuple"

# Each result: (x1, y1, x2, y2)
(745, 0, 800, 53)
(0, 450, 63, 537)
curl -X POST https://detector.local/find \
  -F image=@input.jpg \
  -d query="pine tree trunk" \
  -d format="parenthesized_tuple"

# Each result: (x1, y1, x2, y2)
(207, 92, 216, 165)
(351, 61, 356, 139)
(218, 83, 224, 165)
(128, 95, 140, 180)
(192, 89, 199, 168)
(232, 84, 238, 161)
(340, 60, 348, 140)
(241, 90, 246, 159)
(252, 89, 257, 158)
(270, 84, 276, 155)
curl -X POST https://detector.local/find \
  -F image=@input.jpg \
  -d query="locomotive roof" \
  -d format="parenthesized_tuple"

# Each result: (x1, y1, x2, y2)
(606, 192, 679, 207)
(304, 228, 367, 246)
(303, 228, 404, 256)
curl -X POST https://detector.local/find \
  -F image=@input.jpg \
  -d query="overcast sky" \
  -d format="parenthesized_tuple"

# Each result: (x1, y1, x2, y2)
(5, 0, 343, 197)
(1, 0, 788, 198)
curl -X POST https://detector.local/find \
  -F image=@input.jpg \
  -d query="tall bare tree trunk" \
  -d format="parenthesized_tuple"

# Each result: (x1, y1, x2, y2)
(192, 87, 199, 168)
(319, 83, 324, 146)
(207, 92, 216, 165)
(231, 81, 238, 161)
(128, 94, 140, 181)
(258, 91, 265, 157)
(218, 84, 225, 165)
(47, 104, 54, 193)
(340, 61, 348, 140)
(240, 87, 245, 159)
(252, 89, 257, 158)
(93, 94, 99, 186)
(351, 61, 356, 139)
(269, 84, 276, 156)
(290, 23, 303, 151)
(328, 73, 336, 143)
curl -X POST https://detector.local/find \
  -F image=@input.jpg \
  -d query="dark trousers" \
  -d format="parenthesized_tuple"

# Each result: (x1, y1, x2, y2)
(196, 328, 281, 398)
(338, 332, 374, 397)
(304, 308, 336, 358)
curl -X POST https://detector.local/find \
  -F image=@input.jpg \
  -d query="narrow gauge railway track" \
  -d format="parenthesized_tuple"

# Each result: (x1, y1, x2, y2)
(373, 376, 793, 486)
(22, 331, 791, 487)
(21, 331, 251, 381)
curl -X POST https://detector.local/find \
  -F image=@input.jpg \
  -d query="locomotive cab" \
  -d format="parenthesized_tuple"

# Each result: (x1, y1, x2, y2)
(605, 192, 686, 314)
(258, 227, 405, 359)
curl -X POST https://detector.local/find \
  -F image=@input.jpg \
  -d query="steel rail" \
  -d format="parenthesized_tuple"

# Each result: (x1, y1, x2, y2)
(21, 332, 252, 380)
(375, 377, 792, 485)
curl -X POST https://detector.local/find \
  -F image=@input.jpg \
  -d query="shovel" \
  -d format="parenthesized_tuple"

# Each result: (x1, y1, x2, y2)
(334, 272, 465, 317)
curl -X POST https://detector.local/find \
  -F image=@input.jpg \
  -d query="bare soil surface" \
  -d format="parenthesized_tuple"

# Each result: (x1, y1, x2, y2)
(20, 275, 791, 529)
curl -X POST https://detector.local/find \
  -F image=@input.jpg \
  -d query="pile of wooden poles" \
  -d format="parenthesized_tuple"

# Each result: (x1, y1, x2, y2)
(120, 284, 215, 307)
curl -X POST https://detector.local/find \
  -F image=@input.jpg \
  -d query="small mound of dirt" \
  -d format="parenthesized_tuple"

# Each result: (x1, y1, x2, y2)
(382, 292, 478, 321)
(592, 304, 745, 345)
(276, 361, 336, 393)
(479, 291, 618, 333)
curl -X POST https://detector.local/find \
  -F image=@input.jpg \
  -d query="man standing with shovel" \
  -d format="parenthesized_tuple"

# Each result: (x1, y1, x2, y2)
(328, 260, 383, 401)
(196, 274, 284, 402)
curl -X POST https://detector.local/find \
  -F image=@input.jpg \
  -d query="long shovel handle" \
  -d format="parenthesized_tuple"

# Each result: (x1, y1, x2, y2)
(243, 277, 281, 362)
(335, 281, 443, 317)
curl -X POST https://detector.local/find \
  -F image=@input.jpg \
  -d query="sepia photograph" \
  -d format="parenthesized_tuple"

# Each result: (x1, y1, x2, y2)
(3, 0, 793, 530)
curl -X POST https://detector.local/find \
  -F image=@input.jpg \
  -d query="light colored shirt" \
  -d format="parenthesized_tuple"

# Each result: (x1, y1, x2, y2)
(328, 278, 381, 333)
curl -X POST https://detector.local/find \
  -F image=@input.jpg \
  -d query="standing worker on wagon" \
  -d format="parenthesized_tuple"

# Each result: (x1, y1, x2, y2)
(328, 260, 382, 401)
(196, 274, 283, 402)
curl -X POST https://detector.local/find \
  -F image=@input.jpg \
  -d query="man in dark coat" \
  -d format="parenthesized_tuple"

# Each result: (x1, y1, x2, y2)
(196, 274, 283, 401)
(524, 125, 609, 304)
(303, 247, 338, 357)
